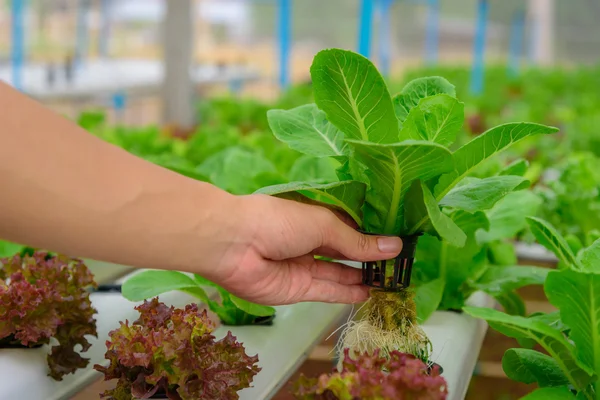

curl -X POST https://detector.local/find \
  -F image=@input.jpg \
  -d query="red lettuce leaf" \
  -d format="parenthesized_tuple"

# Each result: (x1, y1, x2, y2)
(0, 251, 97, 380)
(95, 298, 261, 400)
(293, 349, 447, 400)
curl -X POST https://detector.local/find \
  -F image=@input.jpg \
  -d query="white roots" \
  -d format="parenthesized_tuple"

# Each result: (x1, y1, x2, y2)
(334, 291, 432, 371)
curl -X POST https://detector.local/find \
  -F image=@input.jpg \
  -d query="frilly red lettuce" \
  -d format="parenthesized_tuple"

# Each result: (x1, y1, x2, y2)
(95, 298, 260, 400)
(0, 251, 98, 380)
(293, 348, 447, 400)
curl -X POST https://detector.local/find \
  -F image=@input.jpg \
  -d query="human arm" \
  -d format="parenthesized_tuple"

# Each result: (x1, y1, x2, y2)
(0, 82, 403, 304)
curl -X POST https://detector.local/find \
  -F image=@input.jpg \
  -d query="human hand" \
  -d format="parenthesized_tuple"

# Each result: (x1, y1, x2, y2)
(206, 194, 403, 306)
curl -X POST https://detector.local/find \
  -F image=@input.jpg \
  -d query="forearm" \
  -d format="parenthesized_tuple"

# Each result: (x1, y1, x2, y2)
(0, 82, 238, 274)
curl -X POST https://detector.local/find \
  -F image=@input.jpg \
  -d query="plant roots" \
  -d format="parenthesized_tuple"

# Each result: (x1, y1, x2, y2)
(336, 289, 432, 369)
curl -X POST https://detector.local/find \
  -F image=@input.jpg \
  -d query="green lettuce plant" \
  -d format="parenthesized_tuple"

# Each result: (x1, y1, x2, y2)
(256, 48, 557, 362)
(412, 176, 549, 323)
(534, 152, 600, 247)
(121, 270, 275, 326)
(465, 217, 600, 399)
(0, 240, 25, 258)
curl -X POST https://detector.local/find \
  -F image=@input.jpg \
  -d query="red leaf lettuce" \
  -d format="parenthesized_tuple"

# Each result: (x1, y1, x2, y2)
(95, 298, 260, 400)
(0, 251, 98, 380)
(293, 349, 447, 400)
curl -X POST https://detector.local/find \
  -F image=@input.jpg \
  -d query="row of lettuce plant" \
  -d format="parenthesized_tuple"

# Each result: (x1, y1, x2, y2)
(466, 217, 600, 400)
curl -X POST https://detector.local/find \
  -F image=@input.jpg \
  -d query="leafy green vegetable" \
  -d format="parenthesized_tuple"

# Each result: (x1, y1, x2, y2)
(433, 122, 558, 200)
(463, 306, 593, 391)
(198, 146, 283, 195)
(0, 252, 97, 380)
(398, 94, 464, 146)
(439, 176, 530, 213)
(494, 291, 527, 317)
(488, 241, 518, 265)
(465, 220, 600, 398)
(122, 270, 275, 326)
(545, 269, 600, 375)
(411, 181, 546, 320)
(77, 110, 106, 131)
(579, 240, 600, 272)
(420, 182, 466, 247)
(500, 159, 529, 177)
(346, 139, 454, 234)
(267, 104, 348, 157)
(520, 387, 576, 400)
(197, 96, 270, 133)
(0, 241, 24, 258)
(288, 156, 339, 183)
(473, 265, 549, 294)
(502, 348, 570, 387)
(229, 295, 274, 317)
(393, 76, 457, 127)
(256, 181, 366, 225)
(476, 191, 542, 243)
(252, 50, 557, 345)
(292, 349, 447, 400)
(95, 299, 260, 400)
(121, 270, 211, 304)
(414, 278, 444, 323)
(311, 49, 398, 143)
(534, 153, 600, 246)
(527, 217, 584, 270)
(260, 48, 555, 248)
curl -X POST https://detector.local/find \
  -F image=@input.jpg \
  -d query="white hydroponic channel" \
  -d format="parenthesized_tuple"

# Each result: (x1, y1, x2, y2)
(0, 60, 259, 101)
(0, 261, 491, 400)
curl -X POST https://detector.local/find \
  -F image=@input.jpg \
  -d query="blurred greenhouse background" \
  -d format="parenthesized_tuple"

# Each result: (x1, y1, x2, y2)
(0, 0, 592, 127)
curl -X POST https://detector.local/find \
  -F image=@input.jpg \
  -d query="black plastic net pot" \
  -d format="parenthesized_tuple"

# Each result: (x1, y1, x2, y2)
(428, 362, 444, 375)
(0, 335, 44, 349)
(361, 233, 422, 291)
(220, 314, 276, 327)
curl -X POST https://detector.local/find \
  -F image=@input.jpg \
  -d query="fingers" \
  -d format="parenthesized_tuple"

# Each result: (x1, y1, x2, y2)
(318, 211, 403, 262)
(280, 257, 367, 303)
(330, 209, 359, 229)
(311, 247, 346, 260)
(300, 280, 369, 304)
(308, 259, 363, 285)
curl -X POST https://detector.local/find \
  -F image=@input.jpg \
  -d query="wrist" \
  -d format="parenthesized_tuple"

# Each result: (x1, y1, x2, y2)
(152, 178, 243, 277)
(191, 193, 274, 284)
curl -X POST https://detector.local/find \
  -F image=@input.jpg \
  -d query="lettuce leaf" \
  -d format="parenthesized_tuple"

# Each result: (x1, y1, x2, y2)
(292, 349, 447, 400)
(0, 252, 97, 380)
(95, 298, 260, 400)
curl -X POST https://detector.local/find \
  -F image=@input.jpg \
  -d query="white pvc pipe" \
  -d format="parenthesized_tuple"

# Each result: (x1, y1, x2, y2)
(528, 0, 555, 66)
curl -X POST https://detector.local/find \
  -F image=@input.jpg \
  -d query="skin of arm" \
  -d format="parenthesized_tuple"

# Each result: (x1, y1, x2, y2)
(0, 82, 403, 305)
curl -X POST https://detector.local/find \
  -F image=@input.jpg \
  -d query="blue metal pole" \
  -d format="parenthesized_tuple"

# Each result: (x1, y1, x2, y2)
(11, 0, 25, 91)
(470, 0, 489, 95)
(424, 0, 440, 64)
(112, 91, 127, 123)
(378, 0, 393, 76)
(358, 0, 375, 58)
(278, 0, 291, 89)
(508, 9, 525, 76)
(98, 0, 111, 58)
(75, 0, 90, 68)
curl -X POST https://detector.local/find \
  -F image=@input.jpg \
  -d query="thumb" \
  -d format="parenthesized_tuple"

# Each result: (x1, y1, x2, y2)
(320, 214, 403, 262)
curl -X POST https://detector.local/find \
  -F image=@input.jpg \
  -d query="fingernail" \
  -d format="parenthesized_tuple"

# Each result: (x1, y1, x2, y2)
(377, 237, 403, 253)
